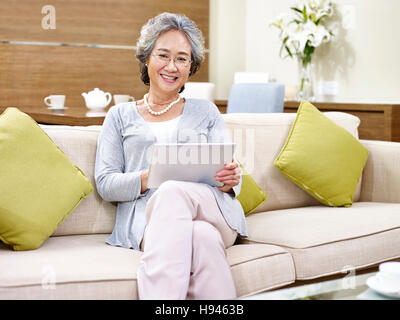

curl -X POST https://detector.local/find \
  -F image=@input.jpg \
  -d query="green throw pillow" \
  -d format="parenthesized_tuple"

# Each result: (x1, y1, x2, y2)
(274, 100, 368, 207)
(236, 163, 267, 216)
(0, 108, 93, 250)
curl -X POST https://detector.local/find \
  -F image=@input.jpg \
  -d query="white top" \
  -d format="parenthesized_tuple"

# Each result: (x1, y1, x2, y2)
(146, 116, 181, 143)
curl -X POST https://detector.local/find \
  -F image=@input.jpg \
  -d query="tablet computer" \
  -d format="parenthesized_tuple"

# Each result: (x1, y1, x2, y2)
(147, 143, 236, 188)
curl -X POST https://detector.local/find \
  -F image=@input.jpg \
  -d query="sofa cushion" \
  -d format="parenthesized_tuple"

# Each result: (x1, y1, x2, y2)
(0, 108, 93, 250)
(359, 139, 400, 203)
(222, 111, 363, 213)
(241, 202, 400, 279)
(227, 244, 295, 297)
(274, 101, 368, 207)
(40, 125, 117, 236)
(0, 235, 295, 299)
(236, 163, 267, 215)
(0, 234, 141, 299)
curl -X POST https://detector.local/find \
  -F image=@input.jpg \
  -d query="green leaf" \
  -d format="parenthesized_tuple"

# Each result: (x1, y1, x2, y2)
(291, 7, 305, 20)
(285, 45, 293, 58)
(291, 7, 303, 14)
(304, 43, 315, 57)
(282, 35, 289, 44)
(302, 5, 308, 22)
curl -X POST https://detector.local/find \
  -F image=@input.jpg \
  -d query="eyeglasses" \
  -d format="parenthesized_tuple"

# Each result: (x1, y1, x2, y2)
(151, 53, 192, 68)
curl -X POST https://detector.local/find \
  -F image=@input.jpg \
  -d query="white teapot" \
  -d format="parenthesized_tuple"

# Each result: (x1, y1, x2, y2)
(82, 88, 112, 110)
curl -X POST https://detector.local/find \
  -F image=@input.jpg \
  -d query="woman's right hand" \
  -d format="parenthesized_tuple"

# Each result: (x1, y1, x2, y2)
(141, 169, 149, 193)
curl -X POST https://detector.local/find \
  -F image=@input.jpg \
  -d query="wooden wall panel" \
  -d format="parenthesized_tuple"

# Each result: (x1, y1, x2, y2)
(284, 101, 400, 142)
(0, 44, 209, 109)
(0, 0, 209, 47)
(285, 107, 386, 141)
(0, 0, 209, 110)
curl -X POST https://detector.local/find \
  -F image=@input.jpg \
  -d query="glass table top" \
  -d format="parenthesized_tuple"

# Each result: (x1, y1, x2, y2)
(242, 271, 400, 300)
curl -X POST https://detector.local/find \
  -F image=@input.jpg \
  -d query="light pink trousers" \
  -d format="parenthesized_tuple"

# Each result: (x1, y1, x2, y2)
(137, 180, 238, 300)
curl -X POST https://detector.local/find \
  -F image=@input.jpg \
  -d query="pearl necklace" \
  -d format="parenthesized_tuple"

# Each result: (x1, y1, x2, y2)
(144, 93, 181, 116)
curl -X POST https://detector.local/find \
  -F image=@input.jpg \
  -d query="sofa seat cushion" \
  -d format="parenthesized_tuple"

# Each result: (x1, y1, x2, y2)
(0, 234, 141, 299)
(226, 244, 295, 297)
(0, 235, 295, 299)
(242, 202, 400, 280)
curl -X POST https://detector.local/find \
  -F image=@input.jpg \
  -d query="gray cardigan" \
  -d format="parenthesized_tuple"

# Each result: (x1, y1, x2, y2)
(95, 99, 248, 251)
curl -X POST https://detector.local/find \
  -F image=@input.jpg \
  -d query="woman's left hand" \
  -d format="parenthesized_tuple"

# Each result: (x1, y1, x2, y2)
(215, 160, 241, 193)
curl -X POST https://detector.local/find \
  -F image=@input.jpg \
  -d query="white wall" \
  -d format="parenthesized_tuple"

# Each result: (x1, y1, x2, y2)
(210, 0, 400, 102)
(209, 0, 247, 100)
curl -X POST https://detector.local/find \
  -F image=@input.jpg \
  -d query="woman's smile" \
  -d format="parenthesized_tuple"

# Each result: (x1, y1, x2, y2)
(160, 73, 178, 83)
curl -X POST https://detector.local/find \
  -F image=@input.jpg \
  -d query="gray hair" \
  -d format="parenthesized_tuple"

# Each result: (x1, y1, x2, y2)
(136, 12, 205, 92)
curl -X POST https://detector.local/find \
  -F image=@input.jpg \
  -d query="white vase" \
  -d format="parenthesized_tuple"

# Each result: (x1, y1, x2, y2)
(296, 56, 316, 102)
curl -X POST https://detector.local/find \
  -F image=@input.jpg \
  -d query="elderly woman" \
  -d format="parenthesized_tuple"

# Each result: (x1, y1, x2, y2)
(95, 12, 247, 300)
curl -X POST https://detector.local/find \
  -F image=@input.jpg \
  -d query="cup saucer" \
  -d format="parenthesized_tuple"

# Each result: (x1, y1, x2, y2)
(366, 275, 400, 298)
(47, 106, 68, 110)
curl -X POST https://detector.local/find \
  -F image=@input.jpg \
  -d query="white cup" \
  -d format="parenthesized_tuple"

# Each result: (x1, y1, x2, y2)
(44, 95, 66, 109)
(376, 262, 400, 291)
(113, 94, 135, 105)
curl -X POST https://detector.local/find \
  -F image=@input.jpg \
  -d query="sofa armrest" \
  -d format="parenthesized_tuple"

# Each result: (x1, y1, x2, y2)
(359, 139, 400, 202)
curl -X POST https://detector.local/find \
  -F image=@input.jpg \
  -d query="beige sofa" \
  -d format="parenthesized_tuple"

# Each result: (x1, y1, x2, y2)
(1, 111, 400, 299)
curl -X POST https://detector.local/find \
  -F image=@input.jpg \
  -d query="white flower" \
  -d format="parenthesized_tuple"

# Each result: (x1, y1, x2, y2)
(310, 25, 332, 47)
(284, 21, 315, 53)
(270, 0, 335, 58)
